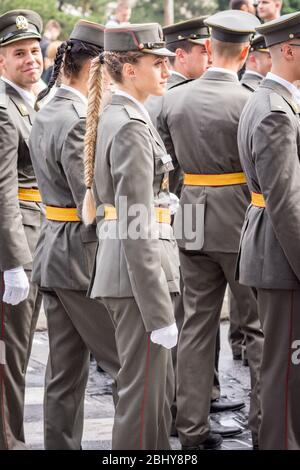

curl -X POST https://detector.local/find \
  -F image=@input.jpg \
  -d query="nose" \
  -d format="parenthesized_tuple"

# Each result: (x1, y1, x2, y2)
(25, 52, 36, 64)
(162, 61, 170, 78)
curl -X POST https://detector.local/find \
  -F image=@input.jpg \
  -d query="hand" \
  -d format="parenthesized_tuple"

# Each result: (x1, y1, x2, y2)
(150, 322, 178, 349)
(3, 267, 30, 305)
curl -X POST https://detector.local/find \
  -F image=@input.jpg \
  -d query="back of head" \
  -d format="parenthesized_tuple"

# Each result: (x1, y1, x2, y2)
(37, 20, 104, 103)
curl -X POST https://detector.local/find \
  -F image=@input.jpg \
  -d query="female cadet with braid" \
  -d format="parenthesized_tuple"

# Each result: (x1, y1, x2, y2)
(82, 24, 180, 450)
(28, 20, 119, 450)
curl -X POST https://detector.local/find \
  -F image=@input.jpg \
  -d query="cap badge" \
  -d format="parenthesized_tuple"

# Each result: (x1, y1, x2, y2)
(16, 16, 29, 31)
(289, 33, 294, 39)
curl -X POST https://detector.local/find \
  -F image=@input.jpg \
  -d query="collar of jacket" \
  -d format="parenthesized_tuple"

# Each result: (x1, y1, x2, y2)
(201, 68, 239, 82)
(261, 78, 299, 114)
(54, 87, 84, 103)
(3, 80, 35, 123)
(111, 93, 166, 150)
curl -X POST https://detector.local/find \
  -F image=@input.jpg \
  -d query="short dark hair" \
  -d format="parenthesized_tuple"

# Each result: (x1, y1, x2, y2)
(229, 0, 250, 9)
(167, 40, 195, 65)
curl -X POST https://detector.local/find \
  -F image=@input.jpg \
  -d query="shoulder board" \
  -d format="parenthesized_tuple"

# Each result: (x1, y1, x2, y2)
(241, 81, 255, 93)
(168, 78, 193, 91)
(123, 103, 147, 124)
(72, 101, 87, 118)
(269, 92, 298, 114)
(0, 81, 8, 109)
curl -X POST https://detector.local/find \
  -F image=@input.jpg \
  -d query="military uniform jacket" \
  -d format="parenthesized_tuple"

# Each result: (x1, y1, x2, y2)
(158, 69, 251, 252)
(29, 88, 97, 290)
(237, 79, 300, 290)
(90, 94, 180, 332)
(146, 73, 188, 197)
(240, 71, 263, 92)
(0, 79, 42, 272)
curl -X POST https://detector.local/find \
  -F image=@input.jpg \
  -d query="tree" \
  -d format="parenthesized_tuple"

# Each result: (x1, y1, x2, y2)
(0, 0, 106, 38)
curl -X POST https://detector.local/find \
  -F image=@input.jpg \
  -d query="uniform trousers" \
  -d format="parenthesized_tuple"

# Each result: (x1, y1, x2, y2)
(102, 297, 174, 450)
(176, 250, 263, 447)
(0, 274, 41, 449)
(257, 289, 300, 450)
(43, 289, 119, 450)
(228, 288, 246, 357)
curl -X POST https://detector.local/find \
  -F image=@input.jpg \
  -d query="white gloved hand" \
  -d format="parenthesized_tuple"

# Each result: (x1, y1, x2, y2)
(150, 322, 178, 349)
(3, 266, 30, 305)
(169, 193, 179, 215)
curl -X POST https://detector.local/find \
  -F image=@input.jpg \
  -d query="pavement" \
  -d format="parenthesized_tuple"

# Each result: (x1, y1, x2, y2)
(24, 317, 254, 450)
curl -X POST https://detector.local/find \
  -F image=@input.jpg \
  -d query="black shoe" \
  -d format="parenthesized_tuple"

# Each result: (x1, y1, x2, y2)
(210, 398, 245, 413)
(233, 352, 242, 360)
(211, 423, 243, 438)
(182, 433, 223, 450)
(170, 423, 178, 437)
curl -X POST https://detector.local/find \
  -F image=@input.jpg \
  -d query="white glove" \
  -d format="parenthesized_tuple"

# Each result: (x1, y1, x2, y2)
(150, 322, 178, 349)
(3, 266, 30, 305)
(169, 193, 179, 215)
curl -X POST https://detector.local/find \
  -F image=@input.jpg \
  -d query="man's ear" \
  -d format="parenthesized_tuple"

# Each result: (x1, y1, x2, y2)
(241, 44, 250, 61)
(205, 38, 212, 61)
(175, 48, 186, 63)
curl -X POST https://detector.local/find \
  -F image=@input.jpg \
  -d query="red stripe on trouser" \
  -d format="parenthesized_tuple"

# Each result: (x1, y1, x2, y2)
(1, 275, 8, 449)
(284, 291, 294, 450)
(139, 334, 151, 449)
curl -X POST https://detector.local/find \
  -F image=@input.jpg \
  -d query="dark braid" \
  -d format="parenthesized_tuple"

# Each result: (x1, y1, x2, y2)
(37, 39, 102, 105)
(37, 41, 68, 103)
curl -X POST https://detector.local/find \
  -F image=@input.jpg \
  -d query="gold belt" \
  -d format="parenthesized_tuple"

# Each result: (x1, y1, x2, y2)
(183, 172, 246, 186)
(46, 206, 80, 222)
(251, 192, 266, 208)
(18, 188, 42, 202)
(104, 206, 171, 224)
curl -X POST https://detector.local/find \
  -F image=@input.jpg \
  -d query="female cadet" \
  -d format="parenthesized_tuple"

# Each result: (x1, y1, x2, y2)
(82, 24, 180, 450)
(28, 20, 119, 450)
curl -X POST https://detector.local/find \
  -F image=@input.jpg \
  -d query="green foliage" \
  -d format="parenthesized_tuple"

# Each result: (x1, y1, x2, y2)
(0, 0, 106, 38)
(2, 0, 300, 37)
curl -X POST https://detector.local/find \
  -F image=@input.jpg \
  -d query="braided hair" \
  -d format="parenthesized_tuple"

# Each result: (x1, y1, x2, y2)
(37, 39, 103, 105)
(82, 51, 144, 225)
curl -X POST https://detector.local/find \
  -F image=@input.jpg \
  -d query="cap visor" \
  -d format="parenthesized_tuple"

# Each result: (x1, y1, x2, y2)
(1, 32, 41, 47)
(188, 38, 208, 45)
(143, 47, 176, 57)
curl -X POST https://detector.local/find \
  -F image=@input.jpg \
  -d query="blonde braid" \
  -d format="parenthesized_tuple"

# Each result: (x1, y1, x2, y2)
(82, 56, 103, 225)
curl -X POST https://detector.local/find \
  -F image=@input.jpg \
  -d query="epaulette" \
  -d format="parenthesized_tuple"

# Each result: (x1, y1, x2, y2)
(269, 92, 298, 115)
(241, 82, 256, 93)
(168, 78, 193, 91)
(123, 102, 147, 124)
(72, 101, 87, 118)
(0, 81, 8, 109)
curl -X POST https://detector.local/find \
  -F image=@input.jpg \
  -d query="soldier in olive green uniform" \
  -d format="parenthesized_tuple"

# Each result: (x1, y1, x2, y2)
(241, 34, 272, 91)
(82, 24, 180, 449)
(146, 17, 210, 133)
(0, 10, 43, 450)
(229, 34, 272, 363)
(158, 10, 264, 449)
(28, 21, 120, 450)
(237, 11, 300, 450)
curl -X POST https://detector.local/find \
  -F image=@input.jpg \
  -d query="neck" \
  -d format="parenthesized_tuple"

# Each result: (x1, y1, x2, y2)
(246, 65, 260, 75)
(2, 74, 34, 93)
(62, 77, 88, 97)
(117, 83, 148, 103)
(270, 66, 297, 84)
(173, 61, 188, 79)
(211, 58, 240, 72)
